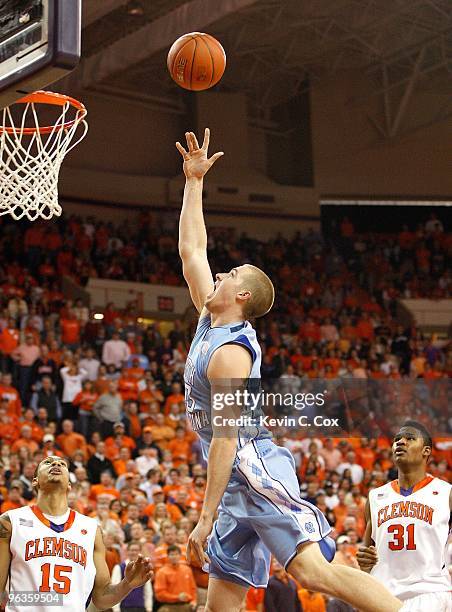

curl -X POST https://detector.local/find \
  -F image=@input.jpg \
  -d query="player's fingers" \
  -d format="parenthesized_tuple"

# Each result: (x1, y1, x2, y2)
(209, 152, 224, 164)
(202, 127, 210, 150)
(186, 132, 194, 152)
(176, 142, 188, 158)
(190, 131, 200, 150)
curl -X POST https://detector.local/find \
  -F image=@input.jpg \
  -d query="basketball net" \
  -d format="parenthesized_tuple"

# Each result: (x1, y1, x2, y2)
(0, 91, 88, 221)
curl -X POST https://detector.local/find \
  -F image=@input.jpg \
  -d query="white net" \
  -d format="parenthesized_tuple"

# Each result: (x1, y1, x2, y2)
(0, 94, 88, 221)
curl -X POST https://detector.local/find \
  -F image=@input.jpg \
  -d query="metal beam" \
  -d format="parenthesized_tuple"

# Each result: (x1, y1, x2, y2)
(78, 0, 258, 89)
(390, 46, 426, 137)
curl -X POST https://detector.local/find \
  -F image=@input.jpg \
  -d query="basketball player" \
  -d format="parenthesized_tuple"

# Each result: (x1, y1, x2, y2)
(0, 456, 153, 611)
(176, 128, 405, 612)
(357, 421, 451, 611)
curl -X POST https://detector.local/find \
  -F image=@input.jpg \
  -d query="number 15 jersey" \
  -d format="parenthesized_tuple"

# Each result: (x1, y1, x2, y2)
(7, 505, 97, 611)
(369, 475, 451, 600)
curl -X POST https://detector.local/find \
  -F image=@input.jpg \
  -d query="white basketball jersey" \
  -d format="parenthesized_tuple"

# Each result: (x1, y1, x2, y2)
(7, 506, 97, 612)
(369, 475, 451, 601)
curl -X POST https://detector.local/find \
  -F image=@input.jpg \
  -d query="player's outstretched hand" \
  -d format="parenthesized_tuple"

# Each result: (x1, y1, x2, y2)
(124, 554, 154, 588)
(176, 128, 224, 180)
(187, 517, 212, 568)
(356, 545, 378, 573)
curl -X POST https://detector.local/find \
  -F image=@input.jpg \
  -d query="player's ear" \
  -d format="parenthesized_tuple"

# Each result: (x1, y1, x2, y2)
(32, 477, 39, 492)
(423, 445, 432, 461)
(236, 290, 251, 301)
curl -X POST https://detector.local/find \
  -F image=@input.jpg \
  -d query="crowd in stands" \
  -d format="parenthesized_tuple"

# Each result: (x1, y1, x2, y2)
(0, 211, 450, 611)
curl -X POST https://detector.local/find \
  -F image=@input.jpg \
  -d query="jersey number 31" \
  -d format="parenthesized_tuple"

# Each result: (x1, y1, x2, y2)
(387, 523, 416, 551)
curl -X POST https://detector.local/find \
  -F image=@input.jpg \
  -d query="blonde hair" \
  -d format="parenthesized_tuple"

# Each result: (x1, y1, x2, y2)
(240, 265, 275, 319)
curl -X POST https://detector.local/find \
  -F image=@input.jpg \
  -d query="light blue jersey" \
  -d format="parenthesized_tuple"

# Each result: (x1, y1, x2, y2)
(184, 313, 271, 460)
(184, 312, 334, 588)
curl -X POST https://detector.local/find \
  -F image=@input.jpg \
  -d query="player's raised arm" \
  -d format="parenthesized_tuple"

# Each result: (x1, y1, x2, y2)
(176, 128, 223, 313)
(0, 513, 12, 594)
(92, 526, 153, 609)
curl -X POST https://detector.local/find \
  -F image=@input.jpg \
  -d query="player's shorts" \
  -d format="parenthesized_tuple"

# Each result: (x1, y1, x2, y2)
(207, 438, 333, 588)
(401, 592, 451, 611)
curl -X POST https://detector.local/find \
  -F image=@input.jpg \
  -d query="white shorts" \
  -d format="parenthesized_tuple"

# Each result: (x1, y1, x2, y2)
(401, 592, 451, 612)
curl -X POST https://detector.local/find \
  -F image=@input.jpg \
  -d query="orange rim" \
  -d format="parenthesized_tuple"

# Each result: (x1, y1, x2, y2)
(0, 91, 87, 135)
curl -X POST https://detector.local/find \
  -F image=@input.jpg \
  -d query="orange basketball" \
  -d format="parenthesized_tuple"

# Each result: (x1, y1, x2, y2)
(167, 32, 226, 91)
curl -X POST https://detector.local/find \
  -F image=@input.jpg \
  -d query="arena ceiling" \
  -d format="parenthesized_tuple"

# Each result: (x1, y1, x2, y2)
(74, 0, 452, 138)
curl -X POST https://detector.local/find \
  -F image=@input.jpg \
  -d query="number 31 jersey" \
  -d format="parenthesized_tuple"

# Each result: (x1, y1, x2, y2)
(369, 475, 451, 600)
(7, 505, 97, 611)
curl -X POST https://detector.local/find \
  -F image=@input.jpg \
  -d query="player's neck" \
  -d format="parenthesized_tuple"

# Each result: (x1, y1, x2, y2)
(36, 492, 69, 516)
(210, 310, 244, 327)
(397, 466, 427, 490)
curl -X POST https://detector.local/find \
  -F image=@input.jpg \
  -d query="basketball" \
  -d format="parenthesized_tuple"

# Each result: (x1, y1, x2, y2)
(167, 32, 226, 91)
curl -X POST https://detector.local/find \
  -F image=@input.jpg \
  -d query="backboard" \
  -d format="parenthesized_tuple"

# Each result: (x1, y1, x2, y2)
(0, 0, 81, 109)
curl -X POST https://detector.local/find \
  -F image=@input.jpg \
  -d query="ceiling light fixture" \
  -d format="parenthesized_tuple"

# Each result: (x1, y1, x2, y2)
(127, 1, 144, 16)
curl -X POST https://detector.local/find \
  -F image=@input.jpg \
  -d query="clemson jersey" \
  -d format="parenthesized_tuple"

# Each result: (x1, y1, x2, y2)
(7, 505, 97, 611)
(369, 475, 451, 600)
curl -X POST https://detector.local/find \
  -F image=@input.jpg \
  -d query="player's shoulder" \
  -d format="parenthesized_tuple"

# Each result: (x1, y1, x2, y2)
(3, 505, 31, 519)
(73, 509, 99, 528)
(368, 481, 394, 502)
(428, 476, 451, 493)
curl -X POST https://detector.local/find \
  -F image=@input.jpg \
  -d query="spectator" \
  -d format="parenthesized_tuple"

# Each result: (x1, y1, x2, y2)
(79, 347, 101, 381)
(154, 545, 197, 611)
(337, 452, 364, 485)
(102, 331, 131, 369)
(56, 419, 88, 460)
(30, 376, 61, 421)
(264, 558, 302, 612)
(11, 333, 41, 403)
(87, 441, 115, 484)
(31, 344, 57, 387)
(93, 381, 123, 439)
(111, 542, 153, 612)
(60, 363, 88, 420)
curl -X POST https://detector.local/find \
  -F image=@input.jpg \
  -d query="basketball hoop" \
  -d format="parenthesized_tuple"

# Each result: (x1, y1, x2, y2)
(0, 91, 88, 221)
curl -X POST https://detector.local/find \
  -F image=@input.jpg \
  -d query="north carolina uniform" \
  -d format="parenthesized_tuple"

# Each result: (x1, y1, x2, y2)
(184, 314, 334, 588)
(369, 476, 451, 611)
(7, 505, 97, 612)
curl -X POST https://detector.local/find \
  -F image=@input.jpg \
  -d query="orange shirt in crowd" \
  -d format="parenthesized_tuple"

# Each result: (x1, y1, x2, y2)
(144, 502, 182, 524)
(0, 328, 19, 355)
(60, 318, 81, 345)
(127, 413, 142, 439)
(89, 484, 120, 501)
(0, 384, 22, 418)
(118, 377, 139, 401)
(355, 319, 374, 340)
(72, 390, 99, 412)
(153, 542, 188, 572)
(154, 562, 196, 605)
(0, 498, 24, 513)
(0, 416, 19, 445)
(167, 438, 191, 467)
(104, 435, 136, 461)
(56, 431, 88, 460)
(245, 587, 265, 611)
(356, 447, 376, 471)
(298, 588, 326, 612)
(11, 437, 39, 454)
(164, 393, 184, 415)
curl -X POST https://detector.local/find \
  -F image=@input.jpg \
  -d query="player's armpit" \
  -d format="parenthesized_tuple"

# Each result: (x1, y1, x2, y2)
(0, 513, 12, 593)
